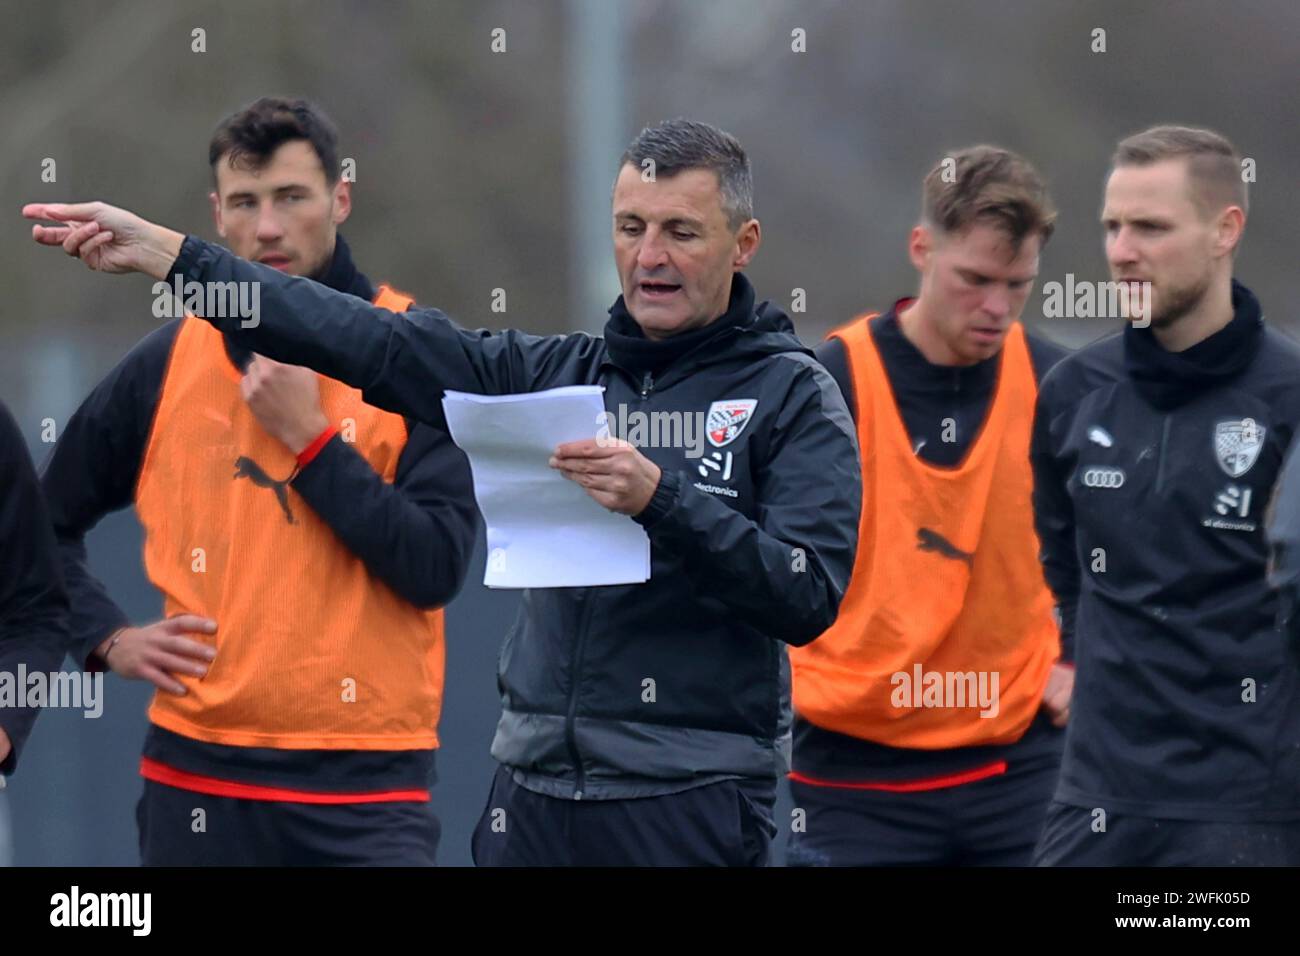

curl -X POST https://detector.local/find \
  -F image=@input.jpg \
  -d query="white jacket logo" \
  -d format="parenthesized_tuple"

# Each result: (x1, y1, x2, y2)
(1215, 418, 1265, 478)
(706, 399, 757, 448)
(1082, 467, 1125, 489)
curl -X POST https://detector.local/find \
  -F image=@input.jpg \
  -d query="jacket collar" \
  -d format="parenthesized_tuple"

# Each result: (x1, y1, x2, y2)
(601, 273, 758, 380)
(1123, 279, 1263, 411)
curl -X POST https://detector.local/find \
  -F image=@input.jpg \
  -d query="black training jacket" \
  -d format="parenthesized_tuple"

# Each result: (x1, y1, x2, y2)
(1032, 280, 1300, 820)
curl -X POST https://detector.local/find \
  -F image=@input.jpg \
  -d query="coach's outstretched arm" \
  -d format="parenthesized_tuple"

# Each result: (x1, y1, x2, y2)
(23, 202, 601, 428)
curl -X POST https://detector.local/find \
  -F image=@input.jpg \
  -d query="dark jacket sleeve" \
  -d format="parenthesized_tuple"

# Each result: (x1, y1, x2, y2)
(1267, 436, 1300, 630)
(1030, 369, 1078, 662)
(814, 337, 855, 425)
(39, 321, 180, 670)
(633, 358, 861, 646)
(172, 236, 605, 429)
(289, 421, 479, 609)
(0, 402, 72, 775)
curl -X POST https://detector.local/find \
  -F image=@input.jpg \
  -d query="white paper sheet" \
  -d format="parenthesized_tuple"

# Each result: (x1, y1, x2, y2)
(441, 385, 652, 588)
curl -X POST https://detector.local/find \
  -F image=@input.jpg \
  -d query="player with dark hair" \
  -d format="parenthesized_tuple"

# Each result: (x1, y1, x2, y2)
(35, 97, 478, 865)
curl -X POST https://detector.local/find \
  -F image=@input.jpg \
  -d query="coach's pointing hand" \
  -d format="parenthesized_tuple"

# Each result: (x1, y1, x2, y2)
(23, 201, 184, 280)
(551, 438, 662, 517)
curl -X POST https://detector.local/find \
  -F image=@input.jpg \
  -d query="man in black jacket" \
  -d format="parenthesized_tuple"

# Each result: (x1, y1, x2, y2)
(1031, 125, 1300, 865)
(26, 118, 861, 866)
(33, 98, 478, 865)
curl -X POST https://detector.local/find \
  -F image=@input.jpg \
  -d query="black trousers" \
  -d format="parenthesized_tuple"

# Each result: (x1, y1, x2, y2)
(1034, 800, 1300, 866)
(136, 779, 440, 866)
(786, 756, 1060, 866)
(471, 765, 777, 866)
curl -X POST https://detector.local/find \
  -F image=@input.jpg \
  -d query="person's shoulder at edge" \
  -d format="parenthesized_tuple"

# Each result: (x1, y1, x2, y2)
(1245, 325, 1300, 427)
(1255, 323, 1300, 372)
(1023, 325, 1071, 379)
(1034, 326, 1126, 403)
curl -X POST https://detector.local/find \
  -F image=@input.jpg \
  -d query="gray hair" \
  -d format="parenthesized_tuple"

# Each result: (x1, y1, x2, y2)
(618, 119, 753, 229)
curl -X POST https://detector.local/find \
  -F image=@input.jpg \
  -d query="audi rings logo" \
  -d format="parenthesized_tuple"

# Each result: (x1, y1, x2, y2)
(1082, 467, 1125, 489)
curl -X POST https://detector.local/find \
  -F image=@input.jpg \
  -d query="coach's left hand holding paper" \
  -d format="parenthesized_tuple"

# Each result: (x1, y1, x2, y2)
(443, 386, 650, 588)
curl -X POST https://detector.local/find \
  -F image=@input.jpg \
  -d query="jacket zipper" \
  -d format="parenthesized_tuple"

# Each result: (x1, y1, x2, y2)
(564, 591, 598, 800)
(1154, 414, 1172, 494)
(562, 369, 652, 800)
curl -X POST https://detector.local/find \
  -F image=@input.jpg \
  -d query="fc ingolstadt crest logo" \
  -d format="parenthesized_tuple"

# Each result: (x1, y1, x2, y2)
(1215, 418, 1265, 478)
(706, 399, 757, 448)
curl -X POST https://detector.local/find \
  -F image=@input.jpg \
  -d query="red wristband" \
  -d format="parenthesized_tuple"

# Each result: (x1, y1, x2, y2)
(297, 424, 339, 467)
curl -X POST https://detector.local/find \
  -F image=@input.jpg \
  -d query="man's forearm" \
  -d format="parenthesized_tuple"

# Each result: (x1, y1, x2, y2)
(169, 236, 486, 427)
(1030, 411, 1081, 662)
(0, 620, 70, 775)
(290, 435, 475, 609)
(168, 236, 602, 429)
(55, 538, 132, 669)
(138, 226, 186, 280)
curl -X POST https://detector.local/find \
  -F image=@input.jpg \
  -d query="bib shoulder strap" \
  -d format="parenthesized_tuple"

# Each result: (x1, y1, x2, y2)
(372, 284, 415, 312)
(828, 312, 878, 351)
